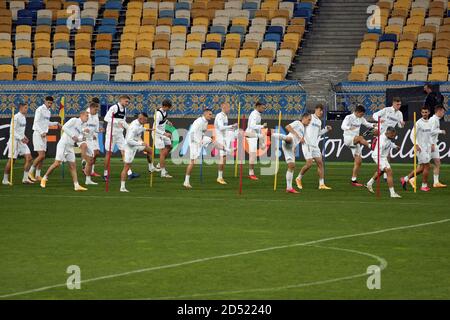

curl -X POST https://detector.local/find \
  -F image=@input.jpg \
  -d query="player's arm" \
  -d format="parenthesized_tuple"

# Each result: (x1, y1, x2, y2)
(362, 117, 375, 129)
(285, 123, 301, 141)
(104, 105, 117, 124)
(34, 107, 47, 135)
(341, 116, 351, 131)
(154, 112, 166, 135)
(13, 115, 25, 141)
(398, 112, 405, 127)
(372, 108, 385, 122)
(409, 122, 421, 152)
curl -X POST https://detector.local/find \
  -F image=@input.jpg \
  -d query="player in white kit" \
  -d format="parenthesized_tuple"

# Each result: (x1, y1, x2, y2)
(2, 103, 34, 185)
(29, 96, 61, 182)
(341, 105, 376, 187)
(214, 102, 238, 185)
(296, 104, 332, 190)
(79, 101, 101, 185)
(40, 111, 89, 191)
(401, 106, 442, 192)
(365, 127, 401, 198)
(153, 99, 173, 178)
(120, 113, 154, 192)
(273, 112, 312, 194)
(245, 102, 267, 180)
(429, 105, 447, 188)
(372, 97, 405, 180)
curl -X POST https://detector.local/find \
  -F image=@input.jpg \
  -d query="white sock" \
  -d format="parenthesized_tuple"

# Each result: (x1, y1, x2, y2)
(74, 182, 80, 188)
(383, 172, 387, 179)
(351, 176, 357, 182)
(127, 169, 132, 175)
(319, 178, 324, 185)
(121, 181, 126, 189)
(367, 178, 374, 186)
(30, 165, 35, 173)
(104, 169, 108, 176)
(91, 164, 95, 174)
(148, 163, 154, 170)
(23, 171, 28, 181)
(249, 169, 254, 176)
(389, 187, 395, 195)
(286, 170, 293, 189)
(3, 174, 9, 182)
(184, 175, 190, 184)
(43, 174, 48, 180)
(86, 176, 92, 183)
(434, 174, 439, 184)
(273, 133, 287, 141)
(297, 173, 303, 180)
(421, 183, 427, 188)
(161, 168, 167, 175)
(218, 170, 223, 179)
(404, 176, 409, 182)
(36, 169, 41, 177)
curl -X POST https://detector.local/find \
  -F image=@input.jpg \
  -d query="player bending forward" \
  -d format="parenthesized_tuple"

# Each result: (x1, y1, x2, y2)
(296, 104, 332, 190)
(401, 106, 444, 192)
(341, 105, 376, 187)
(120, 113, 153, 192)
(273, 112, 312, 194)
(40, 111, 89, 191)
(2, 103, 34, 185)
(365, 127, 401, 198)
(183, 109, 231, 189)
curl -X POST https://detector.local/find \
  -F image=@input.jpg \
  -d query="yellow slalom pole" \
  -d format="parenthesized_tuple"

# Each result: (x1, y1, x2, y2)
(9, 106, 15, 185)
(150, 110, 157, 188)
(413, 112, 417, 193)
(273, 110, 282, 191)
(234, 100, 241, 177)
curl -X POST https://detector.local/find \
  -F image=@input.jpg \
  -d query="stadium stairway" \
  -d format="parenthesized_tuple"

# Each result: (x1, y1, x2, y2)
(289, 0, 375, 109)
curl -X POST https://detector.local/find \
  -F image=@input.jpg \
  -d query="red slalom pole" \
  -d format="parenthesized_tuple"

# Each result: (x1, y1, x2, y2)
(105, 113, 114, 192)
(376, 118, 381, 198)
(239, 115, 246, 195)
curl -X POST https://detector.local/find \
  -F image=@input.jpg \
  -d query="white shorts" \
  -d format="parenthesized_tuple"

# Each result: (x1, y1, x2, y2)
(124, 145, 145, 164)
(282, 140, 296, 163)
(372, 156, 390, 170)
(431, 148, 440, 160)
(247, 137, 258, 153)
(7, 139, 30, 159)
(55, 141, 75, 163)
(78, 140, 97, 157)
(32, 131, 47, 152)
(302, 144, 321, 160)
(344, 135, 362, 157)
(105, 133, 125, 152)
(154, 133, 172, 149)
(216, 135, 228, 157)
(418, 148, 431, 164)
(189, 142, 201, 161)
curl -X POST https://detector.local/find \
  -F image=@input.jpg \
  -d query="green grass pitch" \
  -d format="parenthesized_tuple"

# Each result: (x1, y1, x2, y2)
(0, 158, 449, 299)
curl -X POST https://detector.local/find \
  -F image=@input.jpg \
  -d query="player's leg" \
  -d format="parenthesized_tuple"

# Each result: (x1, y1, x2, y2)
(30, 151, 45, 181)
(351, 154, 364, 187)
(315, 156, 331, 189)
(159, 137, 172, 177)
(67, 160, 86, 191)
(40, 160, 61, 188)
(22, 153, 34, 184)
(103, 134, 114, 180)
(385, 167, 401, 197)
(2, 158, 13, 185)
(286, 162, 298, 194)
(297, 159, 312, 190)
(421, 163, 431, 191)
(184, 142, 199, 188)
(84, 146, 97, 185)
(432, 157, 446, 188)
(184, 160, 195, 188)
(217, 153, 227, 185)
(353, 135, 370, 148)
(247, 137, 258, 180)
(120, 163, 131, 192)
(91, 149, 100, 176)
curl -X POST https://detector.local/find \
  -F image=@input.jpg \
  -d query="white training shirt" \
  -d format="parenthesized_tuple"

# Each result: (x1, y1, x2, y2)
(125, 119, 146, 147)
(372, 133, 397, 159)
(429, 114, 444, 146)
(245, 109, 263, 136)
(214, 111, 233, 141)
(190, 116, 208, 144)
(410, 118, 440, 150)
(372, 106, 404, 133)
(32, 104, 59, 135)
(10, 112, 27, 141)
(287, 120, 306, 146)
(61, 118, 85, 146)
(153, 108, 168, 136)
(341, 113, 374, 138)
(305, 114, 329, 147)
(83, 110, 100, 141)
(104, 103, 128, 136)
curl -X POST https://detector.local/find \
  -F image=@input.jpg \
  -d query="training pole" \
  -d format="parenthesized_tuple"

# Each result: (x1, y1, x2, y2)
(273, 111, 282, 191)
(413, 112, 417, 193)
(9, 106, 15, 185)
(151, 110, 157, 188)
(60, 109, 65, 180)
(239, 115, 246, 195)
(376, 118, 381, 198)
(105, 113, 114, 192)
(234, 100, 241, 177)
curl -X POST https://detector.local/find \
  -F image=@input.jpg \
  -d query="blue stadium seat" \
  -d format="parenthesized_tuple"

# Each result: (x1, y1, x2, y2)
(101, 18, 117, 26)
(56, 18, 68, 26)
(81, 18, 95, 26)
(105, 0, 122, 10)
(95, 57, 110, 65)
(173, 18, 189, 26)
(55, 41, 70, 50)
(210, 25, 226, 35)
(295, 3, 314, 11)
(204, 42, 221, 51)
(95, 50, 110, 58)
(57, 65, 73, 74)
(264, 33, 281, 43)
(36, 17, 52, 26)
(230, 25, 246, 35)
(17, 18, 33, 26)
(380, 33, 397, 43)
(243, 2, 258, 10)
(159, 10, 174, 18)
(294, 9, 312, 20)
(28, 2, 44, 11)
(93, 73, 109, 81)
(267, 26, 284, 35)
(98, 25, 116, 35)
(175, 2, 190, 10)
(18, 57, 33, 65)
(413, 49, 431, 58)
(0, 57, 14, 65)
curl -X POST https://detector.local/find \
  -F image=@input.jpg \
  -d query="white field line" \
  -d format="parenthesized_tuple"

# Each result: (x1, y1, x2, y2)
(0, 193, 441, 206)
(0, 218, 448, 299)
(144, 244, 388, 300)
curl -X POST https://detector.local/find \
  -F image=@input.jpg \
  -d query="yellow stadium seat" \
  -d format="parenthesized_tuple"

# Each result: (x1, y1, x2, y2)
(348, 72, 367, 81)
(172, 26, 187, 34)
(221, 49, 238, 58)
(35, 33, 50, 42)
(190, 72, 208, 81)
(240, 49, 257, 58)
(266, 73, 283, 81)
(357, 48, 376, 58)
(119, 49, 135, 59)
(251, 64, 268, 74)
(206, 34, 222, 43)
(284, 33, 301, 44)
(432, 64, 448, 74)
(225, 34, 241, 43)
(137, 41, 153, 50)
(16, 25, 31, 34)
(143, 9, 158, 18)
(202, 49, 218, 58)
(137, 33, 154, 42)
(361, 41, 378, 50)
(351, 65, 370, 74)
(193, 17, 209, 26)
(121, 40, 136, 50)
(184, 48, 201, 57)
(121, 33, 138, 42)
(428, 73, 448, 81)
(232, 17, 249, 27)
(54, 33, 70, 42)
(133, 73, 150, 81)
(432, 57, 448, 66)
(0, 40, 12, 50)
(247, 73, 266, 81)
(126, 17, 141, 26)
(187, 33, 205, 43)
(376, 48, 394, 58)
(77, 65, 92, 74)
